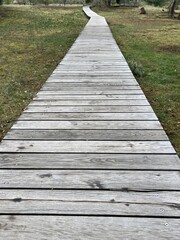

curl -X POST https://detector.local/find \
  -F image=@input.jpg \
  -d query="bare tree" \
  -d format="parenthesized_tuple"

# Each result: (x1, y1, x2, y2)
(168, 0, 178, 17)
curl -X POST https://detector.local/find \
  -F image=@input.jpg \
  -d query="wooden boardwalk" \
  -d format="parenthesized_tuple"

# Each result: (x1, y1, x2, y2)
(0, 6, 180, 239)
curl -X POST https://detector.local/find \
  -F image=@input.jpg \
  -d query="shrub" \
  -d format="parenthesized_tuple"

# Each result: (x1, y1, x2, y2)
(128, 60, 145, 78)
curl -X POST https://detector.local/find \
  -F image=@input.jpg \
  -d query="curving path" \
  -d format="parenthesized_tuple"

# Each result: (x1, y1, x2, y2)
(0, 6, 180, 239)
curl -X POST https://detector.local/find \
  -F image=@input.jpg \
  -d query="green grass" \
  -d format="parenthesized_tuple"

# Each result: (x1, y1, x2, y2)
(95, 6, 180, 155)
(0, 5, 87, 139)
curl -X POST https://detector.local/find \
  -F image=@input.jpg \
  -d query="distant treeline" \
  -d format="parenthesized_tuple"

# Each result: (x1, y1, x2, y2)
(2, 0, 140, 6)
(3, 0, 85, 5)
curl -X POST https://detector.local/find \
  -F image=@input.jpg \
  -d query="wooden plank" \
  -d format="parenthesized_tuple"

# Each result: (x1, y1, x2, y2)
(0, 190, 180, 216)
(0, 170, 179, 190)
(50, 71, 133, 75)
(43, 82, 138, 86)
(64, 56, 125, 61)
(62, 58, 128, 63)
(0, 216, 179, 239)
(4, 130, 168, 141)
(50, 69, 133, 72)
(23, 109, 157, 116)
(68, 53, 121, 55)
(51, 70, 132, 74)
(65, 53, 124, 56)
(51, 68, 132, 71)
(37, 90, 144, 95)
(69, 48, 121, 50)
(35, 94, 146, 100)
(60, 59, 127, 62)
(0, 140, 175, 153)
(52, 65, 130, 68)
(63, 48, 123, 50)
(53, 66, 131, 70)
(46, 79, 136, 84)
(58, 62, 129, 66)
(48, 75, 134, 79)
(45, 80, 136, 84)
(41, 85, 140, 91)
(1, 153, 179, 169)
(24, 105, 154, 113)
(29, 99, 149, 106)
(69, 46, 120, 49)
(48, 74, 134, 79)
(12, 120, 162, 129)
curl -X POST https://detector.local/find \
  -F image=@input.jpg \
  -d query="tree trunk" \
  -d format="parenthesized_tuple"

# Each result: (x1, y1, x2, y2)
(107, 0, 111, 6)
(168, 0, 177, 18)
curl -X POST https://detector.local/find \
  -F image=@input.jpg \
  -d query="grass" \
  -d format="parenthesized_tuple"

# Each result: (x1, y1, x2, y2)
(0, 5, 87, 139)
(95, 6, 180, 155)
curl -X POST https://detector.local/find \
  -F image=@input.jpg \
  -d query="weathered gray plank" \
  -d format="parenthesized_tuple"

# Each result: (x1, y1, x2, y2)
(46, 79, 135, 83)
(41, 85, 140, 91)
(4, 130, 168, 141)
(1, 153, 179, 169)
(35, 94, 146, 100)
(20, 112, 157, 120)
(12, 120, 162, 130)
(0, 170, 179, 189)
(48, 75, 135, 80)
(48, 72, 135, 75)
(24, 105, 154, 113)
(46, 79, 136, 83)
(29, 99, 149, 106)
(0, 190, 180, 216)
(52, 66, 131, 71)
(1, 189, 179, 202)
(63, 56, 126, 60)
(0, 140, 175, 153)
(59, 61, 128, 64)
(38, 90, 144, 95)
(50, 71, 133, 74)
(52, 67, 131, 72)
(0, 216, 179, 240)
(60, 53, 125, 55)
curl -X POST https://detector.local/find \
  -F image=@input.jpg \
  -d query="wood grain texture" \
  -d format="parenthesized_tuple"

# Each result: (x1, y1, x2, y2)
(41, 85, 140, 91)
(24, 105, 154, 113)
(4, 129, 168, 141)
(29, 99, 149, 106)
(46, 79, 137, 84)
(0, 216, 179, 240)
(0, 190, 180, 216)
(37, 90, 144, 95)
(0, 170, 179, 190)
(0, 140, 175, 153)
(12, 120, 162, 130)
(12, 121, 162, 130)
(1, 153, 179, 169)
(35, 94, 146, 100)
